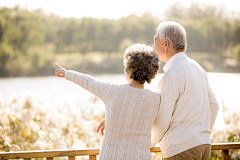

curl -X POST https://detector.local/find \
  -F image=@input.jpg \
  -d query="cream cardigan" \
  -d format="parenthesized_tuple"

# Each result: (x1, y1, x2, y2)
(65, 71, 161, 160)
(151, 53, 219, 158)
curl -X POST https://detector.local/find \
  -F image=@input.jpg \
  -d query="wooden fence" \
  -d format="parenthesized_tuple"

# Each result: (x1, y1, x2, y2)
(1, 143, 240, 160)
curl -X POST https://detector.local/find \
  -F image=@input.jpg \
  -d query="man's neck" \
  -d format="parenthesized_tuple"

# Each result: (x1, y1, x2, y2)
(165, 49, 185, 63)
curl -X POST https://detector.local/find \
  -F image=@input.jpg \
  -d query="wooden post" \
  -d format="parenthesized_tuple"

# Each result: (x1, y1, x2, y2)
(89, 155, 97, 160)
(46, 157, 53, 160)
(222, 150, 229, 160)
(68, 156, 75, 160)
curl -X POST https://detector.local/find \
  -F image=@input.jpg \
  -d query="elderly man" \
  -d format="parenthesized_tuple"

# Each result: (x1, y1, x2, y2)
(150, 21, 219, 160)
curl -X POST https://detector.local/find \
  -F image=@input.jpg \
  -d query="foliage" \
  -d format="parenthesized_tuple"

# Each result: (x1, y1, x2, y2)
(0, 92, 104, 152)
(0, 4, 240, 77)
(1, 94, 240, 159)
(231, 44, 240, 61)
(210, 101, 240, 160)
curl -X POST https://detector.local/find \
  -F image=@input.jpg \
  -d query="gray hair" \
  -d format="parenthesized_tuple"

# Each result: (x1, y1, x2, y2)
(156, 21, 187, 51)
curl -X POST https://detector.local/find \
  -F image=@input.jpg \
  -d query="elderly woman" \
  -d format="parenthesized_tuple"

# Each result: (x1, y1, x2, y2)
(55, 43, 160, 160)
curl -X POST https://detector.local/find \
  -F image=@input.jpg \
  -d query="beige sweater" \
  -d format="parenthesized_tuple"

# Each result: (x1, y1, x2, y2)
(65, 71, 161, 160)
(151, 52, 219, 158)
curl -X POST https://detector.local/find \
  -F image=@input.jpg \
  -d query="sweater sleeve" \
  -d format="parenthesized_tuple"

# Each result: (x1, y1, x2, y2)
(151, 73, 179, 147)
(150, 108, 161, 148)
(204, 72, 219, 129)
(65, 70, 114, 104)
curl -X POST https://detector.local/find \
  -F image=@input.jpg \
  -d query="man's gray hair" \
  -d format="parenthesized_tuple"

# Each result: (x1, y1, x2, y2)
(156, 21, 187, 51)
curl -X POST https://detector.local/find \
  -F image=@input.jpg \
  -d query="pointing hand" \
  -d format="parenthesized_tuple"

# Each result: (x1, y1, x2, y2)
(55, 63, 67, 78)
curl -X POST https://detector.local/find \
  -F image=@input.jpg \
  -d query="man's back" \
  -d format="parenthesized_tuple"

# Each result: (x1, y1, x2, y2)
(151, 53, 219, 159)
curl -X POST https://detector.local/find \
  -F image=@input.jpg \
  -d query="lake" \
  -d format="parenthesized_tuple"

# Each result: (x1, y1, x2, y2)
(0, 73, 240, 130)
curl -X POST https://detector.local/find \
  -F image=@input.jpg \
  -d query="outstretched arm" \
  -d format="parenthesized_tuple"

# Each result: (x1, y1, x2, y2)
(55, 63, 115, 104)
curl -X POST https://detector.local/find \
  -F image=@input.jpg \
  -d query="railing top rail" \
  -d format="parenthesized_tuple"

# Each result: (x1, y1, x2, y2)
(0, 148, 100, 159)
(1, 143, 240, 159)
(211, 143, 240, 150)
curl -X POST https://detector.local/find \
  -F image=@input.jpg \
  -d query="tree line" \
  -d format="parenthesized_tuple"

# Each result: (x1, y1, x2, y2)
(0, 3, 240, 77)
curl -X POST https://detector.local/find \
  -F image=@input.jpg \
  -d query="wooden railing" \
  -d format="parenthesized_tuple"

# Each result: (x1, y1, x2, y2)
(1, 143, 240, 160)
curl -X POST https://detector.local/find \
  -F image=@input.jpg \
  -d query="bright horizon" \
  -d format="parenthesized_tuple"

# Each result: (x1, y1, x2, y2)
(0, 0, 239, 19)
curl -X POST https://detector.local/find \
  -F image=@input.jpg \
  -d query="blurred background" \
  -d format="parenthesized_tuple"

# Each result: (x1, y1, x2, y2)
(0, 0, 240, 159)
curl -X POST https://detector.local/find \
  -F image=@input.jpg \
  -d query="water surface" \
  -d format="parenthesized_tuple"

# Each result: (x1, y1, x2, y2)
(1, 73, 240, 130)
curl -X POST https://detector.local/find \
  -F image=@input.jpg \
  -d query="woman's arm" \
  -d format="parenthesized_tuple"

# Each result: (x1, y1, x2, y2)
(55, 63, 115, 104)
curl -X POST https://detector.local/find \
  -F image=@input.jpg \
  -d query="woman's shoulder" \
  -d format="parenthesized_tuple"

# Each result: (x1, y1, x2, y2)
(116, 84, 159, 94)
(110, 84, 160, 98)
(147, 89, 160, 98)
(143, 89, 161, 106)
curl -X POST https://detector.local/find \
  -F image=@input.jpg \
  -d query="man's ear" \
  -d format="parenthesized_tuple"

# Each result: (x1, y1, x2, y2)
(164, 40, 169, 51)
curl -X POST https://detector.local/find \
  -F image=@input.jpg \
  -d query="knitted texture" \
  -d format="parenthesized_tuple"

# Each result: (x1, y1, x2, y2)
(65, 70, 160, 160)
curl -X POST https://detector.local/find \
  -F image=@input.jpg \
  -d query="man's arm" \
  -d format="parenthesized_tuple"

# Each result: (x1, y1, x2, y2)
(204, 72, 219, 129)
(151, 73, 179, 148)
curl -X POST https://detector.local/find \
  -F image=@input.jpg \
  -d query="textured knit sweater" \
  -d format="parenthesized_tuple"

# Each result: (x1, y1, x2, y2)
(65, 70, 161, 160)
(151, 52, 219, 158)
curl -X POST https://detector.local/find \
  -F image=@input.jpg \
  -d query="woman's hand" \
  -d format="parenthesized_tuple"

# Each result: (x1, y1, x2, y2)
(55, 63, 67, 78)
(97, 120, 105, 136)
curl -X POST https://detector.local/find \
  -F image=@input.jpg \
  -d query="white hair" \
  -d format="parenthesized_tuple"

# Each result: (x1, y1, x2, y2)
(156, 21, 187, 51)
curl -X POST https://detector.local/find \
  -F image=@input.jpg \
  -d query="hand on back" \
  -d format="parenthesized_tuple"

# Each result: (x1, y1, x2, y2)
(97, 120, 105, 136)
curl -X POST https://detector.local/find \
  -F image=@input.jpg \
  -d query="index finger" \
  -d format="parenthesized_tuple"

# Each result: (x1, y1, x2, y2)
(55, 63, 62, 69)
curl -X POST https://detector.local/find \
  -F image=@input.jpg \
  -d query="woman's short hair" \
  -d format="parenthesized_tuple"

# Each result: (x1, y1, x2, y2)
(123, 43, 159, 84)
(156, 21, 187, 51)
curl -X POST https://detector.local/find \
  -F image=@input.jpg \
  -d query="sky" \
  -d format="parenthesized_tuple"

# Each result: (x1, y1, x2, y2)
(0, 0, 239, 19)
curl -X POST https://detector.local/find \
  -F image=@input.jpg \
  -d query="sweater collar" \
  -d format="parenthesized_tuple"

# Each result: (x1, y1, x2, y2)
(163, 52, 186, 73)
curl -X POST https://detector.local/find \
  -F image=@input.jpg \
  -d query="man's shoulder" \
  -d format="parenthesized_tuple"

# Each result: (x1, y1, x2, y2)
(165, 59, 185, 76)
(167, 56, 205, 75)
